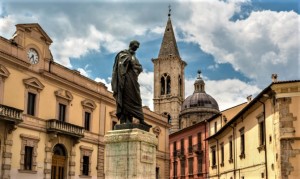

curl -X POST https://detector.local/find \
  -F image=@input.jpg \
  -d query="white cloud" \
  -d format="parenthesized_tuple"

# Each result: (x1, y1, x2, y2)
(77, 68, 90, 77)
(95, 77, 112, 92)
(138, 71, 154, 110)
(179, 0, 300, 84)
(150, 26, 165, 34)
(0, 16, 15, 38)
(185, 77, 261, 111)
(50, 25, 126, 67)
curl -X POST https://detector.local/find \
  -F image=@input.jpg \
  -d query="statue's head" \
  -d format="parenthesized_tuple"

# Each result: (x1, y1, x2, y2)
(129, 40, 140, 51)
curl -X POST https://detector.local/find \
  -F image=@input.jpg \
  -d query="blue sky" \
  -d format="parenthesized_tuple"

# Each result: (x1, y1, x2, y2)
(0, 0, 299, 110)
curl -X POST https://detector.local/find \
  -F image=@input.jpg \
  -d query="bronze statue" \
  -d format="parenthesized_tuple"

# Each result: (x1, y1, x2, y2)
(112, 40, 150, 128)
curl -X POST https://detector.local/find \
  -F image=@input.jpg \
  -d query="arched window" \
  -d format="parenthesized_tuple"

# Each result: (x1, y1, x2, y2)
(161, 76, 165, 95)
(166, 76, 171, 94)
(53, 144, 66, 156)
(179, 75, 182, 97)
(163, 112, 172, 124)
(160, 73, 171, 95)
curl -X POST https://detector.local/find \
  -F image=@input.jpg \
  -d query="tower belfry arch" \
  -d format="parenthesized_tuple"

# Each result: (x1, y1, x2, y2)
(152, 9, 186, 133)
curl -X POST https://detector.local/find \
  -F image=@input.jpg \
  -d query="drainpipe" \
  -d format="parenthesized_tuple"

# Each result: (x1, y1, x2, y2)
(258, 100, 268, 179)
(229, 125, 236, 179)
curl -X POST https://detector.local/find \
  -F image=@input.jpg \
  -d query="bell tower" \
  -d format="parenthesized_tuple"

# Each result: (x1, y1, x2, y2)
(152, 8, 186, 133)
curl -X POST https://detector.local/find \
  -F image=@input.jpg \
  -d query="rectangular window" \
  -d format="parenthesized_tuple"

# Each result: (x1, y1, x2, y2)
(211, 146, 216, 168)
(180, 159, 185, 176)
(58, 103, 66, 122)
(197, 156, 202, 173)
(24, 146, 33, 170)
(82, 156, 89, 176)
(220, 143, 224, 166)
(259, 121, 265, 145)
(173, 141, 177, 157)
(84, 112, 91, 131)
(27, 92, 36, 116)
(229, 136, 233, 162)
(188, 158, 193, 175)
(214, 121, 217, 133)
(240, 128, 245, 158)
(197, 132, 202, 150)
(181, 139, 184, 154)
(174, 161, 178, 178)
(188, 136, 193, 153)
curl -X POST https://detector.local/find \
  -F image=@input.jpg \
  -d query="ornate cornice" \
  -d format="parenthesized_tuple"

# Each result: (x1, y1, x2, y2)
(41, 70, 115, 106)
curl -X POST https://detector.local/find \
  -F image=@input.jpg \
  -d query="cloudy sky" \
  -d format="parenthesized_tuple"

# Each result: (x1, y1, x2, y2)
(1, 0, 299, 111)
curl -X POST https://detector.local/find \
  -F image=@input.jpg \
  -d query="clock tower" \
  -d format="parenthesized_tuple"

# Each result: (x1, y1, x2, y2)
(152, 11, 186, 133)
(12, 23, 53, 72)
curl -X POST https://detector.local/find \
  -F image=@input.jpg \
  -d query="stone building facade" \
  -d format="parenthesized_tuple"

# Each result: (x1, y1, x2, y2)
(207, 79, 300, 179)
(0, 23, 171, 179)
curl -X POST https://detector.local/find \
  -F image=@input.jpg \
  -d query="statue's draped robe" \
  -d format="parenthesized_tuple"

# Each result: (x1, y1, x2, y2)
(111, 50, 144, 121)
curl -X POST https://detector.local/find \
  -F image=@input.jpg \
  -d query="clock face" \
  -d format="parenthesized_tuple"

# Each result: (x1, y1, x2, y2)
(27, 48, 39, 64)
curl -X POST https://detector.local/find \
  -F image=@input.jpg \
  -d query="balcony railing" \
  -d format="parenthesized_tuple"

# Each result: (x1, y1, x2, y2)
(193, 143, 202, 154)
(176, 149, 185, 159)
(0, 104, 23, 124)
(46, 119, 84, 139)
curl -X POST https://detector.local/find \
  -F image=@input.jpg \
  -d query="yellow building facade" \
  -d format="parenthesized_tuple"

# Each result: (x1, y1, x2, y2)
(0, 23, 170, 179)
(207, 79, 300, 179)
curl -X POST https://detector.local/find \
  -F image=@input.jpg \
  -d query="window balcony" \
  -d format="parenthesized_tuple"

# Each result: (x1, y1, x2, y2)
(193, 143, 202, 154)
(46, 119, 84, 139)
(0, 104, 23, 124)
(176, 149, 185, 160)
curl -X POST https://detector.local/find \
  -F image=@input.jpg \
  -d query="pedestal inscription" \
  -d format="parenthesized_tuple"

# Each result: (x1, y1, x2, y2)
(104, 129, 157, 179)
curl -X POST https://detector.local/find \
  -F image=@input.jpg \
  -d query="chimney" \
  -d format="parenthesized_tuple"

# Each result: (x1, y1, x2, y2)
(272, 74, 278, 82)
(247, 95, 252, 103)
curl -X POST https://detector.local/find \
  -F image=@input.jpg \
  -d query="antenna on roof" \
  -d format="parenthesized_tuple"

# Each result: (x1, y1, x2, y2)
(168, 4, 171, 17)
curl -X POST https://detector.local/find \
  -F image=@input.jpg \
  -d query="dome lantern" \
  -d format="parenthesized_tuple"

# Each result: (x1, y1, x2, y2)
(194, 70, 205, 93)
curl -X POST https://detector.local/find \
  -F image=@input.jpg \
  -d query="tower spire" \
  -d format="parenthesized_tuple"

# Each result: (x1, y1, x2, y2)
(158, 6, 180, 58)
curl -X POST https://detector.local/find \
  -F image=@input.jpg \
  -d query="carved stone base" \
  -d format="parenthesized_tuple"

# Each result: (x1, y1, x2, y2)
(104, 129, 157, 179)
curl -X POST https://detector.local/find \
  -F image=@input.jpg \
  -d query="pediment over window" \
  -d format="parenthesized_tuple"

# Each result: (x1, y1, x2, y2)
(23, 77, 45, 92)
(0, 65, 10, 79)
(54, 89, 73, 102)
(81, 99, 96, 111)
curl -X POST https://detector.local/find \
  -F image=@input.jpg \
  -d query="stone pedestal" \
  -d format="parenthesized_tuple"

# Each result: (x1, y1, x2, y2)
(104, 128, 157, 179)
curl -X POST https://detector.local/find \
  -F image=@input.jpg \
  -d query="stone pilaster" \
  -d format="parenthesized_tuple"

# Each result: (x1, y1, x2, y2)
(97, 144, 105, 179)
(2, 136, 13, 179)
(276, 97, 300, 179)
(44, 142, 52, 179)
(68, 147, 76, 178)
(104, 129, 157, 179)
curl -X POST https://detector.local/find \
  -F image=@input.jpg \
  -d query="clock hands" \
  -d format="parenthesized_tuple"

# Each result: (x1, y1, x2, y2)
(30, 54, 34, 60)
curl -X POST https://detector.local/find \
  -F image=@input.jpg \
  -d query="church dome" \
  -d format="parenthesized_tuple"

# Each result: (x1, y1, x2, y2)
(181, 70, 219, 112)
(179, 70, 219, 129)
(182, 92, 219, 110)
